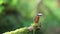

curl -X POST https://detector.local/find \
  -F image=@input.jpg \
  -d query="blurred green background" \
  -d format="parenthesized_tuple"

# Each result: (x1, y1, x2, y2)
(0, 0, 60, 34)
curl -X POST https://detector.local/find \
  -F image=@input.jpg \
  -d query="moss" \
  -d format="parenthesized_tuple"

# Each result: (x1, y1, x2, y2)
(3, 27, 28, 34)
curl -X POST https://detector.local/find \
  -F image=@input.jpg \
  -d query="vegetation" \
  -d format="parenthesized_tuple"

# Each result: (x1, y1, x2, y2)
(0, 0, 60, 34)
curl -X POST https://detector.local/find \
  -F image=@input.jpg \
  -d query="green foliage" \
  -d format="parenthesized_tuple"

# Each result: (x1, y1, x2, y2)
(0, 0, 60, 34)
(0, 0, 41, 34)
(39, 0, 60, 34)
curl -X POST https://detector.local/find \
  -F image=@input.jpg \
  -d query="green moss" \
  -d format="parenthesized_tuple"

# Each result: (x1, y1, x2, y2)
(3, 27, 28, 34)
